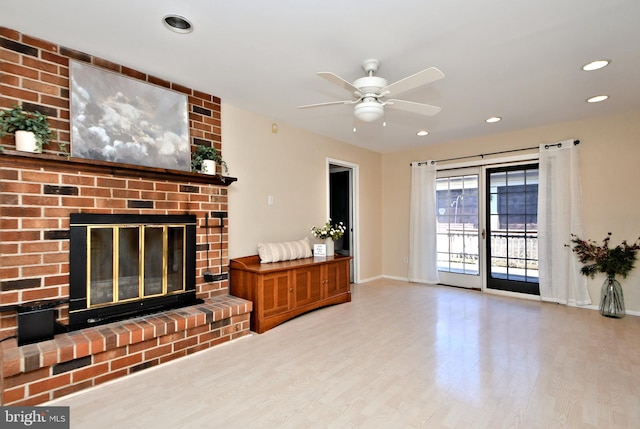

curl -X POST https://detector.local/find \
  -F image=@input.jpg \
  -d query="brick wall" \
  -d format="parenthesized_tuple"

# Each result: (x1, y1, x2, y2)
(0, 26, 221, 156)
(0, 154, 234, 335)
(0, 26, 229, 337)
(0, 27, 251, 405)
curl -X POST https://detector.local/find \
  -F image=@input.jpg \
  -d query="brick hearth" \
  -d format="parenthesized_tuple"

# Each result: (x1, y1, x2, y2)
(1, 296, 251, 405)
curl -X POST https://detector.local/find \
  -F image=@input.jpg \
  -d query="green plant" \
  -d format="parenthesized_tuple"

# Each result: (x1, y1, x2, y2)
(190, 144, 228, 174)
(0, 105, 57, 151)
(311, 219, 346, 241)
(567, 233, 640, 279)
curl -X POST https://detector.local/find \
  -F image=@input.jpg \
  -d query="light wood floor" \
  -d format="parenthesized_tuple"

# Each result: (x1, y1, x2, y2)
(47, 279, 640, 428)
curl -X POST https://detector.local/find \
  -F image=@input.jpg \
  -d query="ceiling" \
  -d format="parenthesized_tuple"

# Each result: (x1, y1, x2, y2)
(3, 0, 639, 153)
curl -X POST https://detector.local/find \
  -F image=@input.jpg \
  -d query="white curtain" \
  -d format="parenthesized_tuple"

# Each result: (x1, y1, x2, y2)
(537, 141, 590, 305)
(408, 161, 440, 284)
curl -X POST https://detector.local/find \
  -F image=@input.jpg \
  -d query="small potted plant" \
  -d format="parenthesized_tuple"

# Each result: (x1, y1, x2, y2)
(0, 105, 56, 153)
(191, 144, 228, 175)
(311, 219, 346, 256)
(568, 232, 640, 318)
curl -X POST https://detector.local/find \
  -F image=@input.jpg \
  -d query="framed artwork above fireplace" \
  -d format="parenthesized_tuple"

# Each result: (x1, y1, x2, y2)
(69, 60, 191, 171)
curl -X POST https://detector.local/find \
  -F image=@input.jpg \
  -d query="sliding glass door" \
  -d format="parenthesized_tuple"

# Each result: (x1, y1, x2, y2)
(486, 164, 540, 295)
(436, 168, 482, 289)
(434, 162, 540, 296)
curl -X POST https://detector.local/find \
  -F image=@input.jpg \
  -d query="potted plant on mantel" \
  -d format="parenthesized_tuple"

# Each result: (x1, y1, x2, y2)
(191, 144, 228, 175)
(0, 105, 57, 153)
(568, 232, 640, 318)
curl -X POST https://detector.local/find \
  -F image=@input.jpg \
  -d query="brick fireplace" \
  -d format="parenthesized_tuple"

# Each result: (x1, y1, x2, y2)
(67, 213, 200, 330)
(0, 27, 252, 405)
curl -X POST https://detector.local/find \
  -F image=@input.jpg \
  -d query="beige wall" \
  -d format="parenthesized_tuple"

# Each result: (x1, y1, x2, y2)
(382, 110, 640, 312)
(222, 104, 383, 282)
(222, 105, 640, 311)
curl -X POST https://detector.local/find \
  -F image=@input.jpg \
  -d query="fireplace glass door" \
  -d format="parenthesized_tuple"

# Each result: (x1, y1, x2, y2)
(88, 224, 186, 308)
(119, 227, 140, 301)
(89, 228, 115, 305)
(69, 213, 197, 330)
(144, 226, 163, 297)
(167, 227, 185, 293)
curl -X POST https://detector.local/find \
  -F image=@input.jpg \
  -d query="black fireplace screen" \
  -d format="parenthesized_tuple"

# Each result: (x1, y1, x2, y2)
(69, 214, 198, 330)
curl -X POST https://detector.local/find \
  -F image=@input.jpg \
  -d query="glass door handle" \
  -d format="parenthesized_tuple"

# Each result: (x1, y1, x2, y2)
(482, 229, 486, 239)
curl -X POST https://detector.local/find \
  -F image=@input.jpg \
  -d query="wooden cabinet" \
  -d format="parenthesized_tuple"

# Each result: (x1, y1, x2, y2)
(229, 255, 351, 333)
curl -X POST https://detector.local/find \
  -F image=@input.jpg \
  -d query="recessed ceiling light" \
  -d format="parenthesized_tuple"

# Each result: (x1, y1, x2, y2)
(586, 95, 609, 103)
(163, 15, 193, 33)
(485, 116, 502, 123)
(582, 60, 611, 71)
(417, 130, 429, 136)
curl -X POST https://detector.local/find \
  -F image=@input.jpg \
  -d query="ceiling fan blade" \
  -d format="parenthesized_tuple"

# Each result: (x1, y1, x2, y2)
(317, 72, 360, 94)
(297, 100, 355, 109)
(385, 99, 442, 116)
(381, 67, 445, 97)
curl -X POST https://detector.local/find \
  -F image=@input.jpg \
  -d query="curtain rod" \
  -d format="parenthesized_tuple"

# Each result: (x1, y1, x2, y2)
(413, 139, 580, 166)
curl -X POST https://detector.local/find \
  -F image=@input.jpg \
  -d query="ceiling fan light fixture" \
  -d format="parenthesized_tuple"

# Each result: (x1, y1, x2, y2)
(417, 130, 429, 136)
(163, 15, 193, 34)
(354, 100, 384, 122)
(586, 95, 608, 103)
(485, 116, 502, 123)
(582, 60, 610, 71)
(300, 59, 444, 128)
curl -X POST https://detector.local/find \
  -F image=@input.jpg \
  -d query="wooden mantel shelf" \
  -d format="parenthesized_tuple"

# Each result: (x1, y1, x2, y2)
(0, 150, 237, 186)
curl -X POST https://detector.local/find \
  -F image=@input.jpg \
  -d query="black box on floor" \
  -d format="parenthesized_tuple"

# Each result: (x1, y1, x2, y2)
(17, 301, 58, 346)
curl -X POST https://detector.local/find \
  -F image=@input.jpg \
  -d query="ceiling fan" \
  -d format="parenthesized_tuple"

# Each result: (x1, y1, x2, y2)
(298, 59, 444, 124)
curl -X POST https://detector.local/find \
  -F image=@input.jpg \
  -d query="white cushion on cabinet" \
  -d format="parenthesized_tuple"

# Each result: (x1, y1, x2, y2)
(257, 238, 312, 263)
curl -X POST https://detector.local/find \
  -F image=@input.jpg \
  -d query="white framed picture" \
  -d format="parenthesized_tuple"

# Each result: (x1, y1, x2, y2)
(313, 244, 327, 257)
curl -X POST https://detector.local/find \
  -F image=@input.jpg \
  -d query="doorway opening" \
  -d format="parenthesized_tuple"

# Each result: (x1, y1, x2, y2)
(328, 159, 358, 283)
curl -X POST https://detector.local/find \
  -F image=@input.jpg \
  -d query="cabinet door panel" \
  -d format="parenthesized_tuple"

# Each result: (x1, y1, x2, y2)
(262, 272, 290, 317)
(325, 260, 349, 298)
(293, 265, 322, 307)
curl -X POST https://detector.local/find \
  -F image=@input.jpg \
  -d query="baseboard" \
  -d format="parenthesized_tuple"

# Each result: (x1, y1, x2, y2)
(381, 275, 407, 282)
(356, 274, 386, 283)
(376, 277, 640, 316)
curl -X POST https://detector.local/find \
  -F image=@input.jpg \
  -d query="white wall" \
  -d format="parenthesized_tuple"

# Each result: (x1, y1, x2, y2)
(222, 104, 383, 282)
